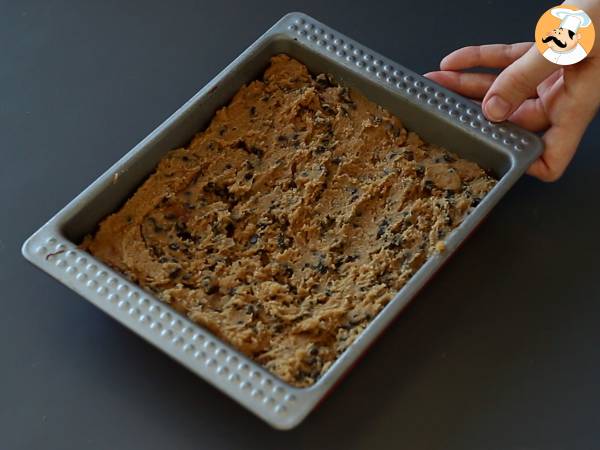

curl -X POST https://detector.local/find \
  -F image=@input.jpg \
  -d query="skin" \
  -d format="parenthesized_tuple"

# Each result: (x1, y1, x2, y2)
(425, 0, 600, 181)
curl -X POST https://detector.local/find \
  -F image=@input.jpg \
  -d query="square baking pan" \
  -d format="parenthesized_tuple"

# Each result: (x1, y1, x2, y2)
(22, 12, 543, 429)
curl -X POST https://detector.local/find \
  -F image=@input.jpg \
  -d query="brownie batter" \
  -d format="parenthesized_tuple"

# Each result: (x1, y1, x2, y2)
(82, 55, 496, 387)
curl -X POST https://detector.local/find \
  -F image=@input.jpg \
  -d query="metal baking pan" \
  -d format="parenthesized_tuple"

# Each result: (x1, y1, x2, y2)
(22, 12, 543, 429)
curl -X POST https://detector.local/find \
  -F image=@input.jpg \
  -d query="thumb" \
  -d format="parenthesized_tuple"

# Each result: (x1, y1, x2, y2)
(482, 45, 557, 122)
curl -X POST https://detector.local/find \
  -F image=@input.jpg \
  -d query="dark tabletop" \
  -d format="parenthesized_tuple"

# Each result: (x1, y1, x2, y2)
(2, 1, 599, 449)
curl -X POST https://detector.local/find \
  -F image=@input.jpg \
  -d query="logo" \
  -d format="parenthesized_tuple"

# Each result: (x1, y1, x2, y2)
(535, 5, 595, 66)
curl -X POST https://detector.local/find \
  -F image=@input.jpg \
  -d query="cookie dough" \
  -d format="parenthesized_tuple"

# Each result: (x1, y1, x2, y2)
(82, 54, 496, 387)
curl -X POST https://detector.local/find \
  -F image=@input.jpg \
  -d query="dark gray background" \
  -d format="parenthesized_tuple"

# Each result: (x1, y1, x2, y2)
(2, 1, 599, 449)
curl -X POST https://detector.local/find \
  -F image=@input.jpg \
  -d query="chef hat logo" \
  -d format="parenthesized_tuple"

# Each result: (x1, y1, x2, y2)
(535, 5, 595, 66)
(551, 8, 592, 33)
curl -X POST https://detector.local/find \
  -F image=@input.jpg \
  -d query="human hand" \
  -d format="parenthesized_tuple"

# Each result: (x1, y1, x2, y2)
(425, 4, 600, 181)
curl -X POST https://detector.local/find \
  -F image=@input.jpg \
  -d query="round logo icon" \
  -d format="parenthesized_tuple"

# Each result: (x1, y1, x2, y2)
(535, 5, 595, 66)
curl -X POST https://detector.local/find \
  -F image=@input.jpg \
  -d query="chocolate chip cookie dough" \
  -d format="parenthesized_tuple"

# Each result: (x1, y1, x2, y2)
(82, 55, 496, 387)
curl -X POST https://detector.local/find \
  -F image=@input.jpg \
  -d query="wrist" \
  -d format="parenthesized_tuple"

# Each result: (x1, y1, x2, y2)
(560, 0, 600, 57)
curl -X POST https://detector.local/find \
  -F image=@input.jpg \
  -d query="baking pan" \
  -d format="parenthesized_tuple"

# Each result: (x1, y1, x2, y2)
(22, 12, 543, 429)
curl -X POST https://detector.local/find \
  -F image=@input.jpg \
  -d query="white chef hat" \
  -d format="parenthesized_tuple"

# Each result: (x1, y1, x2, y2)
(551, 8, 592, 33)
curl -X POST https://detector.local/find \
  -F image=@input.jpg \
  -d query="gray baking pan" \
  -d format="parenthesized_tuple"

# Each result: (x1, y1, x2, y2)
(22, 12, 543, 429)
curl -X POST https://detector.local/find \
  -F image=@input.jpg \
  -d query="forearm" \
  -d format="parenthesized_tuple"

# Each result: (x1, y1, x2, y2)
(562, 0, 600, 56)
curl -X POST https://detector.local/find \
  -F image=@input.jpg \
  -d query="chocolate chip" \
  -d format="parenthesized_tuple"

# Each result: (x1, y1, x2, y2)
(176, 229, 194, 241)
(389, 125, 402, 137)
(277, 233, 290, 250)
(339, 87, 352, 104)
(249, 234, 258, 245)
(206, 285, 218, 295)
(244, 172, 253, 181)
(377, 219, 390, 239)
(233, 139, 248, 151)
(151, 245, 165, 258)
(249, 106, 256, 117)
(443, 154, 456, 163)
(250, 146, 264, 158)
(322, 103, 336, 115)
(315, 261, 328, 274)
(319, 215, 335, 234)
(386, 234, 404, 250)
(316, 73, 335, 89)
(169, 268, 181, 279)
(225, 222, 235, 237)
(202, 276, 217, 295)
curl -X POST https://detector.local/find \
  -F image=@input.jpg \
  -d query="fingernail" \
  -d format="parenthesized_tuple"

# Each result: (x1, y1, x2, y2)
(484, 95, 511, 122)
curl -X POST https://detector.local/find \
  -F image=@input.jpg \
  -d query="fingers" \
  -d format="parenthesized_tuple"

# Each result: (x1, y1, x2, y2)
(528, 122, 587, 181)
(536, 67, 563, 96)
(508, 99, 550, 131)
(528, 61, 600, 181)
(482, 46, 558, 122)
(440, 43, 532, 71)
(424, 70, 551, 131)
(424, 71, 496, 100)
(435, 43, 558, 122)
(508, 70, 565, 131)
